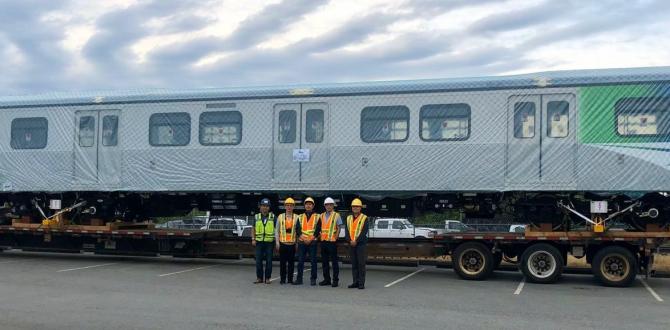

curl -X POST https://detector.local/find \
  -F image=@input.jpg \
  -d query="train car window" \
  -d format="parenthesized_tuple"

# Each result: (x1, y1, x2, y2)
(79, 116, 96, 147)
(305, 109, 324, 143)
(615, 97, 670, 136)
(513, 102, 536, 138)
(10, 117, 48, 149)
(199, 111, 242, 146)
(360, 106, 409, 143)
(420, 104, 470, 141)
(547, 101, 569, 138)
(149, 112, 191, 146)
(278, 110, 296, 143)
(102, 115, 119, 146)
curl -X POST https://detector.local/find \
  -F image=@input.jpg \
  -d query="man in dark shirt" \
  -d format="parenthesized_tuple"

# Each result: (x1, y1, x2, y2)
(294, 197, 321, 286)
(346, 198, 369, 289)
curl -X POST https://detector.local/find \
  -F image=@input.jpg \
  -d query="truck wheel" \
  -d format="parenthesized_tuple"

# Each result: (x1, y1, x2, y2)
(520, 243, 563, 284)
(592, 246, 637, 287)
(453, 242, 494, 280)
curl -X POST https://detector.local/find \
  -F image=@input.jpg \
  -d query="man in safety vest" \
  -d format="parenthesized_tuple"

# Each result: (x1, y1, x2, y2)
(294, 197, 321, 286)
(275, 197, 298, 284)
(346, 198, 369, 290)
(319, 197, 342, 287)
(251, 198, 276, 284)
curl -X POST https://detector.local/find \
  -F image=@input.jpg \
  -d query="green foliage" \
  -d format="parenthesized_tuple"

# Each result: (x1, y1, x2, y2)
(413, 210, 462, 224)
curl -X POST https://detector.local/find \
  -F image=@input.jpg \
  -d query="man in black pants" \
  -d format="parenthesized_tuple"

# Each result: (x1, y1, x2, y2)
(275, 198, 298, 284)
(294, 197, 321, 286)
(319, 197, 342, 287)
(346, 198, 369, 289)
(251, 198, 275, 284)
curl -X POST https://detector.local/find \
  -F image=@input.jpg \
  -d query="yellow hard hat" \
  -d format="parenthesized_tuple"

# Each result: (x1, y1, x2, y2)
(304, 197, 315, 204)
(284, 197, 295, 205)
(351, 198, 363, 207)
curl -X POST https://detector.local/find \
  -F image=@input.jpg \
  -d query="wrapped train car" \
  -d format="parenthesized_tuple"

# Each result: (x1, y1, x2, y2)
(0, 67, 669, 230)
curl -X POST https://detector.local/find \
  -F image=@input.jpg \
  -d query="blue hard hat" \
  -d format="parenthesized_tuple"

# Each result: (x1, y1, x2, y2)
(259, 198, 271, 206)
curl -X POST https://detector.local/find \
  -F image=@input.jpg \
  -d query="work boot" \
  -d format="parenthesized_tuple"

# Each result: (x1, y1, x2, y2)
(347, 283, 358, 289)
(310, 279, 317, 286)
(319, 279, 331, 286)
(293, 279, 303, 285)
(331, 280, 339, 288)
(288, 278, 294, 284)
(358, 285, 365, 290)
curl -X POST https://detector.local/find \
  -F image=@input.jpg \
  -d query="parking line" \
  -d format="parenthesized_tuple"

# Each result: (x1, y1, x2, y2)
(0, 260, 18, 264)
(384, 268, 425, 288)
(158, 265, 219, 277)
(514, 278, 526, 295)
(639, 278, 664, 302)
(270, 267, 310, 282)
(57, 263, 118, 273)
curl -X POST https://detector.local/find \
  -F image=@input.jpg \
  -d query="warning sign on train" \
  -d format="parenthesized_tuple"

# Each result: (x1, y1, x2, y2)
(293, 149, 310, 162)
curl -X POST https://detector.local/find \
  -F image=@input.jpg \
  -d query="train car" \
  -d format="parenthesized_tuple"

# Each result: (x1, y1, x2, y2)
(0, 67, 669, 229)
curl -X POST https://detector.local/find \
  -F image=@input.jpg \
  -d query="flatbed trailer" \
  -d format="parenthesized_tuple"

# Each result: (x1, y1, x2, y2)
(0, 225, 668, 287)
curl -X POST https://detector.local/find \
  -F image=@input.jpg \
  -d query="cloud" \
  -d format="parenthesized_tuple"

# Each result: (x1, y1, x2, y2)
(0, 0, 669, 94)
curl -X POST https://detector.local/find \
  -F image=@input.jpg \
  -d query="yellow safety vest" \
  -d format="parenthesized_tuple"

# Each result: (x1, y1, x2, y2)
(320, 211, 340, 242)
(278, 213, 297, 244)
(254, 213, 275, 242)
(347, 214, 367, 241)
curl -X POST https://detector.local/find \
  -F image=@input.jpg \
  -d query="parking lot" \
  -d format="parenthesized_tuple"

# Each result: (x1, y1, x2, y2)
(0, 251, 667, 330)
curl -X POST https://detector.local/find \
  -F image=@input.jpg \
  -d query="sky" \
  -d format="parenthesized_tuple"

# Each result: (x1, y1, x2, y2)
(1, 0, 669, 95)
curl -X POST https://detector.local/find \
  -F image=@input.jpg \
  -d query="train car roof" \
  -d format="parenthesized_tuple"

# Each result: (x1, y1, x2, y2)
(2, 66, 670, 108)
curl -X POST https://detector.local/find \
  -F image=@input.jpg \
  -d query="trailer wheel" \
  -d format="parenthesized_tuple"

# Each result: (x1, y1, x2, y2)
(453, 242, 494, 280)
(520, 243, 563, 284)
(592, 246, 637, 287)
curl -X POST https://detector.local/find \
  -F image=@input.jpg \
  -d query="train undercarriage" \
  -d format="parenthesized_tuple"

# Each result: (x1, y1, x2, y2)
(0, 191, 668, 231)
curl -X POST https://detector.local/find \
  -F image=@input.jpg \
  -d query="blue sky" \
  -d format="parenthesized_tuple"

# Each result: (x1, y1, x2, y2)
(1, 0, 669, 95)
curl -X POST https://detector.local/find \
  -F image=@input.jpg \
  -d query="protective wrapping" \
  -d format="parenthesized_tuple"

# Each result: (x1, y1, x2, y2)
(0, 66, 669, 194)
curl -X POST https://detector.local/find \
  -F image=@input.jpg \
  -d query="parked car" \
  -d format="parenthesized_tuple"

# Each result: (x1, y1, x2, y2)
(444, 220, 476, 233)
(369, 218, 436, 239)
(509, 224, 527, 233)
(200, 217, 251, 237)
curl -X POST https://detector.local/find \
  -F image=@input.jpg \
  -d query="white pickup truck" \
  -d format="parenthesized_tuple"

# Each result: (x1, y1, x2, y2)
(200, 217, 251, 237)
(368, 218, 436, 239)
(444, 220, 476, 233)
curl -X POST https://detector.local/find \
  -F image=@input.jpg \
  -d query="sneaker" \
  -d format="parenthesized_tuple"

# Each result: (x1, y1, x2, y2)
(253, 279, 263, 284)
(347, 283, 358, 289)
(319, 280, 331, 286)
(265, 280, 272, 284)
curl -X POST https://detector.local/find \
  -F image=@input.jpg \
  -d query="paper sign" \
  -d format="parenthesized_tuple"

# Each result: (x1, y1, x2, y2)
(293, 149, 310, 162)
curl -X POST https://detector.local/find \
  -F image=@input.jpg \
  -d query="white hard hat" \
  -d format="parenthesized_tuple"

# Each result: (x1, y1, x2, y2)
(324, 197, 336, 205)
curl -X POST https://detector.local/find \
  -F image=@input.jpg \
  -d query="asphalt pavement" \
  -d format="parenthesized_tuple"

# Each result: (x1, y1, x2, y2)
(0, 251, 667, 330)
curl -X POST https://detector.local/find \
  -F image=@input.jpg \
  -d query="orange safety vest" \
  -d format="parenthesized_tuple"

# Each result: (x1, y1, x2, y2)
(299, 213, 319, 240)
(320, 211, 340, 242)
(278, 213, 296, 244)
(347, 214, 367, 241)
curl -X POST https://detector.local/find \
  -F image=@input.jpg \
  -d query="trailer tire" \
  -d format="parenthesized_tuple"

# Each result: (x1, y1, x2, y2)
(592, 246, 637, 287)
(453, 242, 494, 280)
(520, 243, 563, 284)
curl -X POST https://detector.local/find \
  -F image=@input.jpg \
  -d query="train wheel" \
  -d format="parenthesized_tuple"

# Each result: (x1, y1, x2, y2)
(453, 242, 494, 280)
(520, 243, 563, 284)
(592, 246, 637, 287)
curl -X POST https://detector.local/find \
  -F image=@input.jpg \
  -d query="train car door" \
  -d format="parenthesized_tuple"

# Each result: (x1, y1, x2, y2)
(273, 103, 329, 184)
(507, 95, 541, 185)
(507, 94, 576, 186)
(540, 94, 576, 184)
(74, 110, 121, 187)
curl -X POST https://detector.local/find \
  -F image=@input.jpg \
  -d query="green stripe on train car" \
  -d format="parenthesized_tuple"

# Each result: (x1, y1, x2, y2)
(579, 84, 657, 144)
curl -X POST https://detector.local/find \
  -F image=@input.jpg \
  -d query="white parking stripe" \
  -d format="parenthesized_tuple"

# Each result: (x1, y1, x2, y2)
(640, 278, 664, 302)
(270, 267, 311, 282)
(384, 268, 425, 288)
(57, 263, 118, 272)
(514, 278, 526, 295)
(158, 265, 218, 277)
